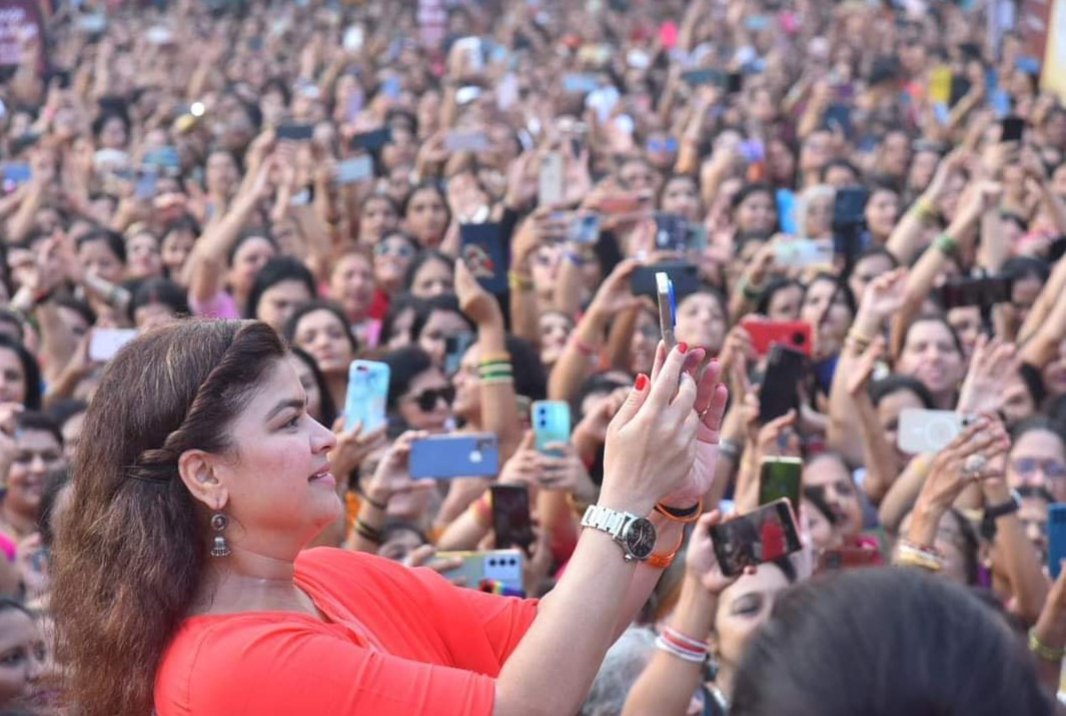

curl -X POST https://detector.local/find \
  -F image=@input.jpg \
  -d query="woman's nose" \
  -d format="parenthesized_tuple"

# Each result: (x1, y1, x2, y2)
(312, 420, 338, 453)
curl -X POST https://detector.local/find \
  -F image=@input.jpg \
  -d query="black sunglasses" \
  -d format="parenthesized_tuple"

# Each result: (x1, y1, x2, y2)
(410, 386, 456, 412)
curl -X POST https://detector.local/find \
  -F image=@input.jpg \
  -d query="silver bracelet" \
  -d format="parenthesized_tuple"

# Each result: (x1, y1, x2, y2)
(718, 439, 741, 460)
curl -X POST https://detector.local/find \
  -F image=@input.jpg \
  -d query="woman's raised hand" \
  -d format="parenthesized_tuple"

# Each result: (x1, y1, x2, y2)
(601, 342, 727, 515)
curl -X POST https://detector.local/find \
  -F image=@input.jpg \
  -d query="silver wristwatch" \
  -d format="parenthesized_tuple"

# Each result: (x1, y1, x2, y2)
(581, 505, 657, 562)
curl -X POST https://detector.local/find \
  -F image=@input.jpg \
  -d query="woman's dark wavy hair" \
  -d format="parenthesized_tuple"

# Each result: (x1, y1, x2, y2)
(732, 568, 1050, 716)
(289, 346, 337, 428)
(0, 335, 40, 410)
(52, 320, 287, 716)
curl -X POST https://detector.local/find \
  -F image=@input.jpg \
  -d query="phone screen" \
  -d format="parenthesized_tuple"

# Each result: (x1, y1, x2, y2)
(1001, 116, 1025, 143)
(491, 485, 534, 552)
(710, 500, 802, 577)
(1049, 504, 1066, 579)
(759, 458, 802, 508)
(275, 124, 314, 141)
(758, 345, 805, 425)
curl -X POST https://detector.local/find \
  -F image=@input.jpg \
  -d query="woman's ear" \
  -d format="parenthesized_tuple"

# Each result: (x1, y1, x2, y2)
(177, 449, 229, 512)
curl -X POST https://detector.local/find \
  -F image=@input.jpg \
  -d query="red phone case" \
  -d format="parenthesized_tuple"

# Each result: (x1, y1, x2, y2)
(741, 319, 812, 357)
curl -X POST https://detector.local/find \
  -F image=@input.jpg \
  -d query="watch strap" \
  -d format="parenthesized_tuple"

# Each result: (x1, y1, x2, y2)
(980, 491, 1021, 540)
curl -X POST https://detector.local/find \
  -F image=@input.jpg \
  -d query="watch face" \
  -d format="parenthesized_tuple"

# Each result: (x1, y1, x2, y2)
(624, 517, 657, 560)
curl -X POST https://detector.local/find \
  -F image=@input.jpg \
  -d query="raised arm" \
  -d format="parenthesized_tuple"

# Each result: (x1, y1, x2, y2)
(455, 260, 522, 462)
(182, 159, 274, 303)
(846, 337, 902, 504)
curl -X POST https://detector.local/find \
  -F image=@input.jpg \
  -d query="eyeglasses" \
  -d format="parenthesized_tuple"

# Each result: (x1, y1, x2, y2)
(647, 138, 678, 153)
(407, 386, 456, 412)
(374, 242, 415, 259)
(1011, 458, 1066, 480)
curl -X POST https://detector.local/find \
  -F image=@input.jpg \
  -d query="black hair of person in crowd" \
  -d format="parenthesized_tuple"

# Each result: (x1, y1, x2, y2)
(0, 335, 41, 410)
(128, 278, 191, 325)
(731, 569, 1051, 716)
(289, 346, 338, 428)
(245, 255, 317, 321)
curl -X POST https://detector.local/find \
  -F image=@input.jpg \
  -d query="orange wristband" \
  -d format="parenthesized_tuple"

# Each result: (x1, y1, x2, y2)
(647, 530, 685, 570)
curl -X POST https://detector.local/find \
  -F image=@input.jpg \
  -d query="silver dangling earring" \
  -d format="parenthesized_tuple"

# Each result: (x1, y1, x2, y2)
(210, 512, 231, 558)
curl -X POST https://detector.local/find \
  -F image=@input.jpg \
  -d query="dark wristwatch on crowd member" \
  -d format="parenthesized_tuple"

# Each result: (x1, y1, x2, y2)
(980, 490, 1021, 541)
(580, 505, 657, 562)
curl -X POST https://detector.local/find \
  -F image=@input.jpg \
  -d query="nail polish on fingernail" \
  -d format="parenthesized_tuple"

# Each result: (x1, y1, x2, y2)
(635, 373, 648, 391)
(678, 342, 689, 354)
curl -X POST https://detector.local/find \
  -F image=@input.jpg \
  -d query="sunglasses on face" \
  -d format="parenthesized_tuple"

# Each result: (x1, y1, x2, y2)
(1012, 458, 1066, 480)
(374, 242, 415, 259)
(408, 385, 456, 412)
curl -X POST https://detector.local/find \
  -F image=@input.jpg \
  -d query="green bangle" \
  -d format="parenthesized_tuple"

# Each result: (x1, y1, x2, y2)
(741, 279, 763, 302)
(479, 371, 515, 380)
(934, 233, 958, 256)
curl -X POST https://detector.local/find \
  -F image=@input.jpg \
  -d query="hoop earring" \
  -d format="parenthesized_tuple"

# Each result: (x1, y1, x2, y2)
(210, 512, 231, 558)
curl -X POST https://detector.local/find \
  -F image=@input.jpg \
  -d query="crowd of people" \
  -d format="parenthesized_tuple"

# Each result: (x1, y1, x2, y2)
(0, 0, 1062, 712)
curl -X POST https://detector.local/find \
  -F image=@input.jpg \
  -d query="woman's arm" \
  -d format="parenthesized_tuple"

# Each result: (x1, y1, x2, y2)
(547, 260, 640, 403)
(182, 160, 273, 303)
(1031, 567, 1066, 691)
(847, 338, 901, 504)
(828, 270, 906, 466)
(455, 261, 523, 462)
(623, 513, 728, 716)
(982, 478, 1049, 625)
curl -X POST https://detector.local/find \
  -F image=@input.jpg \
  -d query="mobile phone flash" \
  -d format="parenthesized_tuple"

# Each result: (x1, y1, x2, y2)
(656, 271, 676, 348)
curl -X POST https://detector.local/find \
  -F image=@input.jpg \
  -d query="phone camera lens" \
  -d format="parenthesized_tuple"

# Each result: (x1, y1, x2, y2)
(488, 558, 497, 567)
(792, 332, 805, 345)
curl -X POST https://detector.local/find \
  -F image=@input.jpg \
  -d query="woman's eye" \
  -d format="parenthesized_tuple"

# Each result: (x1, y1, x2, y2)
(285, 414, 301, 429)
(0, 649, 24, 667)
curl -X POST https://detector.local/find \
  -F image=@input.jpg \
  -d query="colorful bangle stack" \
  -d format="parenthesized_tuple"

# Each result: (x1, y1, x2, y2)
(934, 232, 958, 256)
(1029, 628, 1066, 662)
(655, 626, 708, 664)
(479, 353, 514, 385)
(354, 518, 383, 545)
(647, 530, 685, 570)
(654, 500, 703, 523)
(894, 539, 944, 572)
(508, 271, 534, 292)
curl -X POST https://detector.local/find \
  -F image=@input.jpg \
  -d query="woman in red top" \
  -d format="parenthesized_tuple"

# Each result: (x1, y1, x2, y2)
(51, 320, 727, 715)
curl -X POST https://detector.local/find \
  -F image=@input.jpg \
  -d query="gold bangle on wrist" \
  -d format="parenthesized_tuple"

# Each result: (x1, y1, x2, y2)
(1029, 628, 1066, 662)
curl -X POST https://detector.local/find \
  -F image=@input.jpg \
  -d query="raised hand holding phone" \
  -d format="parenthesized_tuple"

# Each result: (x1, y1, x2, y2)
(361, 430, 437, 509)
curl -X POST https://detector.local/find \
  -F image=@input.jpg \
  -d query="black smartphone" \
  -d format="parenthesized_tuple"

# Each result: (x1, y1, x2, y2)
(1049, 236, 1066, 263)
(491, 485, 534, 552)
(949, 75, 972, 107)
(937, 276, 1013, 309)
(630, 262, 699, 299)
(681, 68, 724, 87)
(1001, 116, 1025, 143)
(276, 123, 314, 141)
(459, 223, 508, 295)
(98, 95, 129, 117)
(726, 71, 743, 94)
(758, 344, 806, 425)
(653, 213, 689, 252)
(350, 127, 392, 152)
(832, 187, 868, 229)
(709, 499, 802, 577)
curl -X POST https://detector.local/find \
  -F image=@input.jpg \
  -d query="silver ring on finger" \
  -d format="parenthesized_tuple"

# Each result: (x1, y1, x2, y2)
(962, 454, 988, 479)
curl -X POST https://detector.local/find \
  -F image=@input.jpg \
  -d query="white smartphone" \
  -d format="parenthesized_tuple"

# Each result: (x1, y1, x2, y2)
(335, 156, 374, 185)
(773, 239, 833, 269)
(538, 152, 565, 208)
(444, 130, 490, 152)
(89, 329, 137, 362)
(897, 408, 976, 454)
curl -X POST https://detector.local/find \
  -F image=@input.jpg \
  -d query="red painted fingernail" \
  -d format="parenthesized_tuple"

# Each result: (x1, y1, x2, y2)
(635, 373, 648, 391)
(678, 342, 689, 354)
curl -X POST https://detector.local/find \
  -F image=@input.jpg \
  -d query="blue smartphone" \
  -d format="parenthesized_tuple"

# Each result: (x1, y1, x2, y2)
(531, 401, 570, 456)
(409, 434, 500, 479)
(345, 360, 390, 432)
(1048, 504, 1066, 578)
